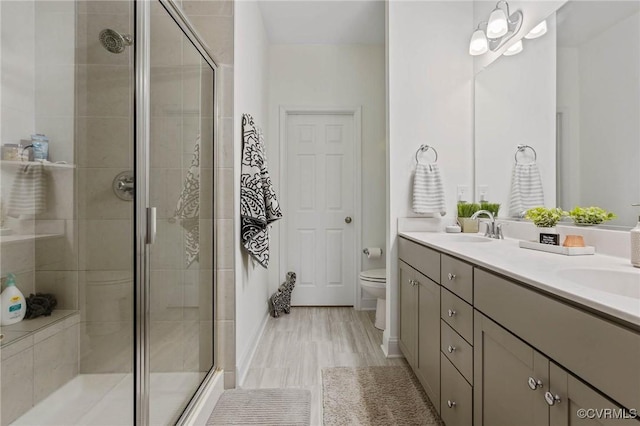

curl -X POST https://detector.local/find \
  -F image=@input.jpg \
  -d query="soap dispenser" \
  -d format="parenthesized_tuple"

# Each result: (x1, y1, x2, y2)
(1, 273, 26, 325)
(631, 204, 640, 268)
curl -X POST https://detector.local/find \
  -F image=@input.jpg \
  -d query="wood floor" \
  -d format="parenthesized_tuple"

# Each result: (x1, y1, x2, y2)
(242, 307, 406, 425)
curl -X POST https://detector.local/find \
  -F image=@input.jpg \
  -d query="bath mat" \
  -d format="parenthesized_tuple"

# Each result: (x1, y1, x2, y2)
(207, 388, 311, 425)
(322, 366, 443, 426)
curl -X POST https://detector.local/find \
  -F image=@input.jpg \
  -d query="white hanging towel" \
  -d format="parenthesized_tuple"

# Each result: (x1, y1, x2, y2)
(7, 164, 47, 217)
(508, 163, 544, 217)
(412, 163, 446, 216)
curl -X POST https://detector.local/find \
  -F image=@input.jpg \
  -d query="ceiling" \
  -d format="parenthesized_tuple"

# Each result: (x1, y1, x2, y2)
(557, 1, 640, 47)
(258, 0, 385, 44)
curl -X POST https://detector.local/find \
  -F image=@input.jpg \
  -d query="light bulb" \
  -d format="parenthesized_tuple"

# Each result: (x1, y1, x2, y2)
(469, 29, 488, 56)
(487, 7, 508, 39)
(525, 20, 547, 39)
(503, 39, 523, 56)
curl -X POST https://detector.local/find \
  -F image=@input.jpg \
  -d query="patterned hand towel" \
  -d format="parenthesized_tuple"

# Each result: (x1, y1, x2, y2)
(412, 163, 446, 216)
(508, 163, 544, 217)
(7, 164, 47, 217)
(241, 114, 283, 268)
(175, 136, 200, 268)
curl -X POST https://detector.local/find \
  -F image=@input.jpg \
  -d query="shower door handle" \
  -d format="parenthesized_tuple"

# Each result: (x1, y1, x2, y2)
(146, 207, 157, 245)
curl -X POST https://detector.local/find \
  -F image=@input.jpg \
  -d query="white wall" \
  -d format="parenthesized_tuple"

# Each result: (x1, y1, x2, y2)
(266, 44, 386, 304)
(577, 11, 640, 227)
(387, 1, 474, 355)
(233, 0, 270, 384)
(475, 14, 557, 217)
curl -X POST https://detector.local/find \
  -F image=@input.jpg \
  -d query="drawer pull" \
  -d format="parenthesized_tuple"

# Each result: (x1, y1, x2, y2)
(448, 273, 456, 280)
(447, 345, 456, 353)
(527, 377, 543, 390)
(544, 391, 561, 406)
(447, 400, 456, 408)
(447, 309, 456, 317)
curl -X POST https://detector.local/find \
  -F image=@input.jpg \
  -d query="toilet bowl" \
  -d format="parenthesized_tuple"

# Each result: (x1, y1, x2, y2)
(360, 269, 387, 330)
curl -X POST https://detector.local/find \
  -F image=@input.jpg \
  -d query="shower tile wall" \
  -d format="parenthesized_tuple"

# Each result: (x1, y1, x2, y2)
(75, 0, 134, 374)
(179, 0, 236, 388)
(1, 1, 79, 423)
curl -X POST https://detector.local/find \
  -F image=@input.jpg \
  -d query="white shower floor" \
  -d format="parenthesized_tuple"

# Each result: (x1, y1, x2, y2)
(11, 372, 205, 426)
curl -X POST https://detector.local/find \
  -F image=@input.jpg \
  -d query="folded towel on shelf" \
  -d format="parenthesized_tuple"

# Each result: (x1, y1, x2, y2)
(175, 135, 200, 268)
(7, 164, 47, 217)
(508, 163, 544, 217)
(412, 163, 446, 216)
(241, 114, 283, 268)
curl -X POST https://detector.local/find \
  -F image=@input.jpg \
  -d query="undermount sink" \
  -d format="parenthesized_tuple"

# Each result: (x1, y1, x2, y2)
(556, 268, 640, 299)
(442, 235, 493, 243)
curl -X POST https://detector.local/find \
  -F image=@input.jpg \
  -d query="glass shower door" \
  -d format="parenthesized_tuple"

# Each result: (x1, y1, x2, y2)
(147, 2, 215, 424)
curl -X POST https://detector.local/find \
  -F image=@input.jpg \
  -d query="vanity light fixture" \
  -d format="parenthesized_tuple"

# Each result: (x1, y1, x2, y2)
(487, 3, 509, 38)
(468, 1, 523, 56)
(503, 39, 523, 56)
(524, 20, 548, 39)
(469, 24, 488, 56)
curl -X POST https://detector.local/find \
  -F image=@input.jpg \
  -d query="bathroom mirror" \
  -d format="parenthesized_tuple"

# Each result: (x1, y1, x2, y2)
(474, 0, 640, 228)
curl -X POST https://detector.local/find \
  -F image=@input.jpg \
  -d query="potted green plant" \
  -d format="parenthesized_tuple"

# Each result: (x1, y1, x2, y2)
(457, 202, 481, 233)
(480, 202, 501, 218)
(525, 207, 568, 245)
(568, 206, 616, 226)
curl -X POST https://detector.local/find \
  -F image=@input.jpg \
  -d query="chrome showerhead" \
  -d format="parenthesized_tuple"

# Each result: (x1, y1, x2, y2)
(99, 29, 133, 54)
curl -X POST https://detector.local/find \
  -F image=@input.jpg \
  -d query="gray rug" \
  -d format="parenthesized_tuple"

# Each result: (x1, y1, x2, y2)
(207, 388, 311, 425)
(322, 366, 443, 425)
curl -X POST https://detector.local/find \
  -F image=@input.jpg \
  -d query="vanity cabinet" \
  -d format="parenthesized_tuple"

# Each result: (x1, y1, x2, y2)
(397, 236, 640, 426)
(398, 239, 441, 411)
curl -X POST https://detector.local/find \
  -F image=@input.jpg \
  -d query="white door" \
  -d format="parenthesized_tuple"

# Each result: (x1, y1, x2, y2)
(285, 113, 356, 306)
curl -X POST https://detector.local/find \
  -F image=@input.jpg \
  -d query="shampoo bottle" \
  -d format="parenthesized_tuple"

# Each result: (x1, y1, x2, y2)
(1, 273, 26, 325)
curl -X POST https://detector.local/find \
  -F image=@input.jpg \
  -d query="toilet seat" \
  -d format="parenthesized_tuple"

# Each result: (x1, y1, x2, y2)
(359, 269, 386, 283)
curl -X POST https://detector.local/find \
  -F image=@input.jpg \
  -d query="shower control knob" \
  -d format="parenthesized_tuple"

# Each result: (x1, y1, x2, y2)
(345, 216, 352, 224)
(447, 400, 456, 408)
(447, 345, 456, 353)
(448, 273, 456, 280)
(447, 309, 456, 317)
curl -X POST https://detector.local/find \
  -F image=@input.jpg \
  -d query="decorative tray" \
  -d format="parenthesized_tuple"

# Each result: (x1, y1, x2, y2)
(519, 240, 595, 256)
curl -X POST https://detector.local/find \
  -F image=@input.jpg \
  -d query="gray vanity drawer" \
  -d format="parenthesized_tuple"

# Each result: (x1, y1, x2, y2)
(441, 321, 473, 384)
(441, 354, 473, 426)
(398, 237, 440, 283)
(474, 268, 640, 411)
(441, 288, 473, 344)
(441, 254, 473, 303)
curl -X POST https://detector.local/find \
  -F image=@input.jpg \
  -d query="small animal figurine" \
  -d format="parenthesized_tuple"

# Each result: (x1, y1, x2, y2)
(269, 272, 296, 318)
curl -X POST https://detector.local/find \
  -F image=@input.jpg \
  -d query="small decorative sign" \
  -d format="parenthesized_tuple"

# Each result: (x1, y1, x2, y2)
(539, 232, 560, 245)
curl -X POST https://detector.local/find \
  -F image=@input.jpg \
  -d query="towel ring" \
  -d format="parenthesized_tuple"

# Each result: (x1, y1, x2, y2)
(515, 144, 537, 164)
(415, 145, 438, 164)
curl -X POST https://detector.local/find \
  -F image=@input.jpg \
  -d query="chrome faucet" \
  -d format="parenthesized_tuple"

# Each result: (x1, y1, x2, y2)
(470, 210, 504, 239)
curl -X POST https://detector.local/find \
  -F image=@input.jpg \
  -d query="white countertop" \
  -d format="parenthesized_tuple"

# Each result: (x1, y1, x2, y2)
(399, 232, 640, 328)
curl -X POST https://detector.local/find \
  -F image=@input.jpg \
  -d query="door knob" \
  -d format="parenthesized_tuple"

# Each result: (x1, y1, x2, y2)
(544, 391, 561, 406)
(527, 377, 543, 390)
(345, 216, 352, 224)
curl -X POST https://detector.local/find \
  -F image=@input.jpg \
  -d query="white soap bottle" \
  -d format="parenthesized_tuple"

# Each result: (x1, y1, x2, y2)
(1, 273, 27, 325)
(631, 205, 640, 268)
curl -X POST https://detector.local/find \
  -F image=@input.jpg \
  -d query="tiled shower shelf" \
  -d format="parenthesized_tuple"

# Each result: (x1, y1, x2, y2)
(0, 160, 76, 169)
(0, 233, 63, 245)
(0, 310, 79, 348)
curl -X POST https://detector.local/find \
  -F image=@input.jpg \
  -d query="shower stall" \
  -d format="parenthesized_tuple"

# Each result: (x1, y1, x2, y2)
(0, 0, 217, 424)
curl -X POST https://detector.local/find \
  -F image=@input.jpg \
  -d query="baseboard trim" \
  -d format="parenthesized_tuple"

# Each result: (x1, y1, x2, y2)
(237, 311, 270, 386)
(177, 368, 224, 426)
(382, 336, 404, 358)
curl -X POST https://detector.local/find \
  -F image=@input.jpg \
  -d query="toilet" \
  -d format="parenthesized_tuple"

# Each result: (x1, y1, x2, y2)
(359, 269, 387, 330)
